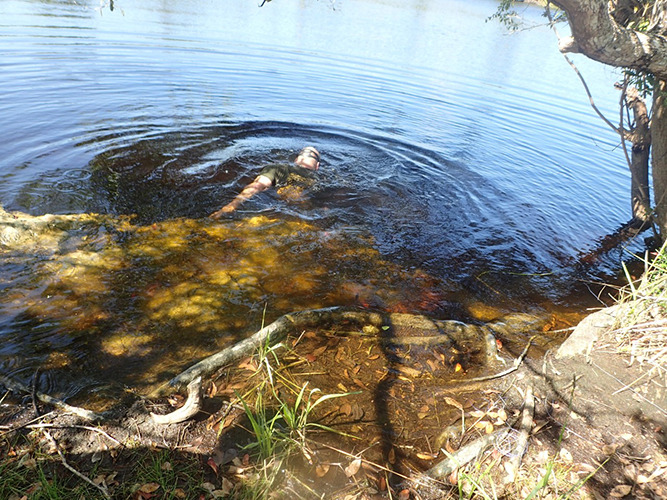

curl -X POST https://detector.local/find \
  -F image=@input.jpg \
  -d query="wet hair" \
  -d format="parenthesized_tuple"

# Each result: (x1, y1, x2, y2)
(299, 147, 320, 163)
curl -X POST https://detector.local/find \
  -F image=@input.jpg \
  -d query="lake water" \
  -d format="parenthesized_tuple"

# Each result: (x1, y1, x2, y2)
(0, 0, 636, 396)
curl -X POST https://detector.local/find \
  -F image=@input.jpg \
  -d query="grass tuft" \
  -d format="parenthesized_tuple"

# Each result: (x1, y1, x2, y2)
(615, 242, 667, 373)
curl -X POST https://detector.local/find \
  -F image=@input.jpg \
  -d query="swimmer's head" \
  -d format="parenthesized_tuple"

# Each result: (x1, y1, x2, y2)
(295, 146, 320, 171)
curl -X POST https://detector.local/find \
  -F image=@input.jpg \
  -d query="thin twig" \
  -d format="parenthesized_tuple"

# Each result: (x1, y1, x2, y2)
(592, 361, 667, 416)
(41, 428, 111, 499)
(26, 423, 122, 447)
(0, 411, 56, 436)
(545, 3, 619, 134)
(618, 76, 635, 172)
(0, 374, 103, 421)
(450, 336, 536, 384)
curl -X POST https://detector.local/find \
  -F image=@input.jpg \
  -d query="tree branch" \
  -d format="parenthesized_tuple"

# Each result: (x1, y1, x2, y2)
(551, 0, 667, 77)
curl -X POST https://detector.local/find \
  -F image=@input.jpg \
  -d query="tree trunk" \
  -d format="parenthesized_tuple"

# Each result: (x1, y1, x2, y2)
(652, 79, 667, 236)
(626, 87, 651, 225)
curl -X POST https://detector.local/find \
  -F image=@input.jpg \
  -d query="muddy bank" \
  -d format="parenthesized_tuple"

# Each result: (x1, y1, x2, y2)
(2, 206, 664, 498)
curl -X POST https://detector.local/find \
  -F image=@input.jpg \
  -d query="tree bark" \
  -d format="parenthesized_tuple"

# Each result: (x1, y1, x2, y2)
(625, 86, 651, 224)
(551, 1, 667, 76)
(651, 79, 667, 236)
(548, 1, 667, 238)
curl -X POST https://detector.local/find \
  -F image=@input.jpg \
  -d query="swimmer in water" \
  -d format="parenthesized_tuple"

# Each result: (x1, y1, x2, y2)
(209, 146, 321, 218)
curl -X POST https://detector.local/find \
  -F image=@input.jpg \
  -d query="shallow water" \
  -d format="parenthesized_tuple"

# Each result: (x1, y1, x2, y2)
(0, 0, 634, 398)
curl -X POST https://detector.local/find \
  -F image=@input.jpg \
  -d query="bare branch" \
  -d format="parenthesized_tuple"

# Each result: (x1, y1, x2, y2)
(546, 3, 620, 134)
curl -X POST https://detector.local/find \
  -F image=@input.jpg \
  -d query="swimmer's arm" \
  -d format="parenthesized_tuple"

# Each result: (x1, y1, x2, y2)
(210, 175, 273, 218)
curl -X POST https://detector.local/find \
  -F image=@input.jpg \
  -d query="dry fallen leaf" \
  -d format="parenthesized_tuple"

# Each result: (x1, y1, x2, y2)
(138, 483, 160, 494)
(221, 477, 234, 495)
(207, 457, 219, 475)
(444, 397, 463, 411)
(559, 448, 573, 463)
(602, 443, 621, 455)
(339, 403, 352, 416)
(352, 377, 367, 389)
(388, 447, 396, 464)
(397, 365, 421, 378)
(207, 382, 217, 397)
(345, 458, 362, 477)
(315, 464, 330, 477)
(609, 484, 633, 497)
(416, 452, 438, 460)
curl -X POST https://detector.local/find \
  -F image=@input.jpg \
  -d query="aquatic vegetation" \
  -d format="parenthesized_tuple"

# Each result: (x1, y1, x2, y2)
(0, 207, 466, 400)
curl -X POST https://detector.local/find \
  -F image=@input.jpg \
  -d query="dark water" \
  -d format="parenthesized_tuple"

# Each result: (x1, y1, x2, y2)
(0, 0, 636, 395)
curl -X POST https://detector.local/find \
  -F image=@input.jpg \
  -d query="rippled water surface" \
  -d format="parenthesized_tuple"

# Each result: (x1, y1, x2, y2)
(0, 0, 635, 396)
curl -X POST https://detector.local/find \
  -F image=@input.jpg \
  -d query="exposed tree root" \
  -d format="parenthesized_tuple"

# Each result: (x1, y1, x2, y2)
(449, 335, 536, 385)
(150, 376, 203, 425)
(415, 428, 511, 485)
(154, 307, 507, 395)
(151, 308, 544, 425)
(504, 383, 534, 483)
(155, 307, 360, 395)
(410, 383, 535, 497)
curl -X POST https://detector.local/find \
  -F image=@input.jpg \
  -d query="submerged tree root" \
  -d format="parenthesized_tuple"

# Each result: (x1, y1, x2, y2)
(411, 427, 511, 493)
(152, 307, 544, 425)
(0, 374, 104, 422)
(155, 307, 362, 395)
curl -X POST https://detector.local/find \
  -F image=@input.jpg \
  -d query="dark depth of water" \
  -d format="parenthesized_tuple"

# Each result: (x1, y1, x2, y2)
(0, 0, 639, 392)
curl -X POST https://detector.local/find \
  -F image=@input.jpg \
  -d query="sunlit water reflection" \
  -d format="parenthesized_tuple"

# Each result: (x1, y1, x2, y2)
(0, 0, 635, 399)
